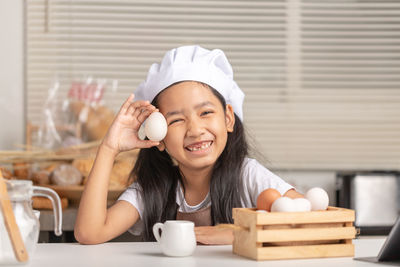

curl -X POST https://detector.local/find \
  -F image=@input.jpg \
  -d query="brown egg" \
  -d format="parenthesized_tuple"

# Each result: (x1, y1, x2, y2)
(256, 188, 281, 211)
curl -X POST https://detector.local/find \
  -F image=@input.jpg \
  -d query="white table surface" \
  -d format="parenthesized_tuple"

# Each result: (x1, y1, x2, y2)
(25, 238, 389, 267)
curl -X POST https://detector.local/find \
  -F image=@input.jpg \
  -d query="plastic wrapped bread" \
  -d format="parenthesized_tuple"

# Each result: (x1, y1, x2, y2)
(50, 164, 83, 186)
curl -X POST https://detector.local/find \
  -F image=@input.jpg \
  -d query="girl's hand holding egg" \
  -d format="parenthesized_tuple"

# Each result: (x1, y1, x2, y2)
(102, 94, 162, 155)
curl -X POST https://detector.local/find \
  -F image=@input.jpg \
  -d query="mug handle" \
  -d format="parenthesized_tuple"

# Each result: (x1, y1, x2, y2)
(152, 222, 164, 243)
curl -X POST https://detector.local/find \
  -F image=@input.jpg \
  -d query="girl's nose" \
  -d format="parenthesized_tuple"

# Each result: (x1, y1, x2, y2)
(186, 117, 204, 137)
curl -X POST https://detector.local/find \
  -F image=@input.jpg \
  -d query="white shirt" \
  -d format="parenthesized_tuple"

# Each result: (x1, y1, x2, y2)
(118, 158, 294, 235)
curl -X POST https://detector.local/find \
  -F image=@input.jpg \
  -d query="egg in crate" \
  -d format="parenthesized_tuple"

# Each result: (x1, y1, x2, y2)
(270, 197, 312, 212)
(305, 187, 329, 211)
(256, 188, 281, 211)
(293, 198, 311, 212)
(271, 197, 296, 212)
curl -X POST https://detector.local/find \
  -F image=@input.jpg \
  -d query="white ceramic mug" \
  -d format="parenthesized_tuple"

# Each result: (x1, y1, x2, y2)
(152, 220, 196, 257)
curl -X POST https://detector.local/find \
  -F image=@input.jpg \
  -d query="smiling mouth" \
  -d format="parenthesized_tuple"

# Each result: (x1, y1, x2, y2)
(185, 141, 213, 152)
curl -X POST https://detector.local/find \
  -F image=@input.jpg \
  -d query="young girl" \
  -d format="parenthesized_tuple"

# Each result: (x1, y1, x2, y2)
(74, 45, 303, 245)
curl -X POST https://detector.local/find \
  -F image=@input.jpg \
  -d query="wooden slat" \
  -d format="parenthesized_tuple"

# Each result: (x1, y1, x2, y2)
(233, 208, 258, 228)
(256, 227, 356, 242)
(257, 207, 354, 225)
(233, 228, 258, 260)
(233, 207, 355, 226)
(256, 244, 354, 260)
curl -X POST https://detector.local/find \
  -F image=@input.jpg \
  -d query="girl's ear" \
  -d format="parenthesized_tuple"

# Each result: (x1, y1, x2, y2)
(225, 104, 235, 132)
(157, 141, 166, 151)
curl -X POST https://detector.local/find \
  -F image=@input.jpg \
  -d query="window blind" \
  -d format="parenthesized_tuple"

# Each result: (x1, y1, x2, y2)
(25, 0, 400, 171)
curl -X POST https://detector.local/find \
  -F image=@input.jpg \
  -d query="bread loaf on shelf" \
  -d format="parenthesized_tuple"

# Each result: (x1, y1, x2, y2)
(109, 159, 133, 188)
(31, 170, 51, 185)
(0, 167, 13, 179)
(74, 155, 136, 189)
(50, 164, 83, 186)
(69, 101, 114, 141)
(72, 158, 94, 178)
(13, 162, 30, 180)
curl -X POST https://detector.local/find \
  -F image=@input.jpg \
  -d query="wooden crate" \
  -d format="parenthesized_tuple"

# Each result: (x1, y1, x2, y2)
(233, 206, 356, 261)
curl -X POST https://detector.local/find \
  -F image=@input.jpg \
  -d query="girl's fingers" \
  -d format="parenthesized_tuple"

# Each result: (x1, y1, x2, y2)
(126, 103, 137, 115)
(120, 94, 135, 114)
(133, 107, 157, 123)
(137, 140, 160, 148)
(137, 109, 153, 124)
(125, 100, 152, 116)
(132, 106, 145, 118)
(133, 105, 157, 120)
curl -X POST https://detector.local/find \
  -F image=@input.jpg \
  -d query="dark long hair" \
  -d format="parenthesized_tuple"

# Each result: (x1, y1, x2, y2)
(130, 82, 248, 241)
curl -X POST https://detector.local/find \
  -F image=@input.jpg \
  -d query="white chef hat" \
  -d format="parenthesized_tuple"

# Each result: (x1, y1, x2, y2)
(134, 45, 245, 121)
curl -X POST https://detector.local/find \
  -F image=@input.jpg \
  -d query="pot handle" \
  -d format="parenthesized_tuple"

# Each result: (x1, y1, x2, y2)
(32, 186, 62, 236)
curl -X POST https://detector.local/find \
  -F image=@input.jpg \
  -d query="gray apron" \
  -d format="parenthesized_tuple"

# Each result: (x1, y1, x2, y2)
(176, 205, 212, 226)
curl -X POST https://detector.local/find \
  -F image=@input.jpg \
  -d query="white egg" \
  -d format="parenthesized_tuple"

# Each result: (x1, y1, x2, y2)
(293, 198, 311, 212)
(144, 112, 168, 141)
(270, 197, 296, 212)
(305, 187, 329, 211)
(138, 124, 146, 140)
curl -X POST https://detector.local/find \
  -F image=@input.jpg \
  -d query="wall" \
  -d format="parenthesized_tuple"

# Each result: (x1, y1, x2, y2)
(0, 0, 24, 150)
(0, 1, 338, 203)
(275, 170, 336, 205)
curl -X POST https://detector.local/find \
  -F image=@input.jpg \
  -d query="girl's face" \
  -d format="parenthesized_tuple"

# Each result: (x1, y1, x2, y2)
(156, 81, 235, 171)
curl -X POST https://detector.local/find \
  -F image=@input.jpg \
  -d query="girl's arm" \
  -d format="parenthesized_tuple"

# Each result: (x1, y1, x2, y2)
(74, 144, 140, 244)
(74, 94, 159, 244)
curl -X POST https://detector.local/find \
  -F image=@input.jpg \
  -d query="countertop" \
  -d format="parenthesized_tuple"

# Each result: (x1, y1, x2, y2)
(25, 237, 391, 267)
